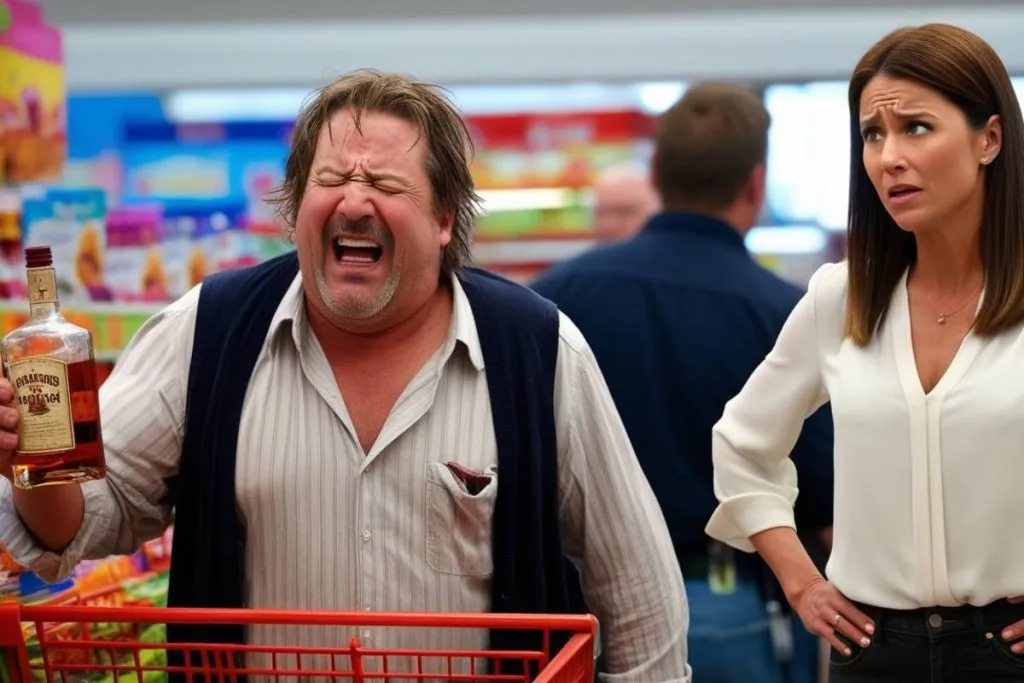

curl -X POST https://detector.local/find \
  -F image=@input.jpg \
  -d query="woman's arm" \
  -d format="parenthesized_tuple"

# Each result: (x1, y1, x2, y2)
(705, 262, 875, 653)
(704, 263, 838, 549)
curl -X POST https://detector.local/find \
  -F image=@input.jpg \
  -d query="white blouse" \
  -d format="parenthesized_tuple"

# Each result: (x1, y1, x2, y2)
(705, 261, 1024, 610)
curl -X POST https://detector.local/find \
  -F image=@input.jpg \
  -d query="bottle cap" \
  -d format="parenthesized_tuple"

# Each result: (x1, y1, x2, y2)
(24, 246, 52, 268)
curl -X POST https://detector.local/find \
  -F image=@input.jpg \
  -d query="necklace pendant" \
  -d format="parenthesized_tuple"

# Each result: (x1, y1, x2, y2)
(937, 314, 947, 325)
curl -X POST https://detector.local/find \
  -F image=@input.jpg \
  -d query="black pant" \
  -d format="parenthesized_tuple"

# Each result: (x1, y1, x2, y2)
(830, 599, 1024, 682)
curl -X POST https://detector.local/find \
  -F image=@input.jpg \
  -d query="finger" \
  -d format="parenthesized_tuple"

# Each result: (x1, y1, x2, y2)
(833, 614, 872, 648)
(1008, 596, 1024, 605)
(821, 625, 854, 656)
(0, 432, 16, 451)
(0, 406, 17, 432)
(837, 598, 876, 638)
(0, 380, 12, 404)
(1001, 619, 1024, 653)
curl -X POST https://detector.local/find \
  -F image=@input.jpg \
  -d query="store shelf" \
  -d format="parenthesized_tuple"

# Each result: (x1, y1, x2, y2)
(473, 236, 594, 265)
(477, 187, 590, 212)
(0, 300, 164, 361)
(474, 230, 594, 243)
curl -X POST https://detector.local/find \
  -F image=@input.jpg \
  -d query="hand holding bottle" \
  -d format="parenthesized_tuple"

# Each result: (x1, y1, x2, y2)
(1, 246, 106, 489)
(0, 378, 19, 481)
(0, 246, 97, 552)
(0, 372, 86, 552)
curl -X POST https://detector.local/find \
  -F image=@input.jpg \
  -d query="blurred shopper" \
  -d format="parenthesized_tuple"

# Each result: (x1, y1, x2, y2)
(0, 70, 690, 682)
(592, 162, 660, 242)
(532, 82, 834, 683)
(706, 23, 1024, 682)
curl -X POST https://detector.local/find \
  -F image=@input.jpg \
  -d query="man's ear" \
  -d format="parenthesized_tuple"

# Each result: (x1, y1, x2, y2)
(438, 210, 454, 249)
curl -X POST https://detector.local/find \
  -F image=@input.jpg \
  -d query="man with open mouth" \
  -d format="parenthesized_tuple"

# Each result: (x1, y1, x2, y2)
(0, 70, 691, 682)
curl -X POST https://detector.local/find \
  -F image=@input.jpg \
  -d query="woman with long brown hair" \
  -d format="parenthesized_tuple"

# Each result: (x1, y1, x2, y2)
(706, 23, 1024, 681)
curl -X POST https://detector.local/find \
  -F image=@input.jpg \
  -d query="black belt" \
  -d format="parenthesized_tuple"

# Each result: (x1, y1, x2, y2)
(852, 599, 1024, 637)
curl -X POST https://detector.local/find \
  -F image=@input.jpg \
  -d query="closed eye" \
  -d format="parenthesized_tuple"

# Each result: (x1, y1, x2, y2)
(309, 166, 411, 195)
(311, 171, 348, 188)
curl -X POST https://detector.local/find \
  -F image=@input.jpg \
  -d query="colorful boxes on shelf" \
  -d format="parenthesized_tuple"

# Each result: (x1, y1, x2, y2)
(0, 300, 159, 361)
(0, 0, 66, 184)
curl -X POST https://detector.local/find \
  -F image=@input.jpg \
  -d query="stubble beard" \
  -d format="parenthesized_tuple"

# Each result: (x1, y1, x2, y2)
(315, 264, 401, 320)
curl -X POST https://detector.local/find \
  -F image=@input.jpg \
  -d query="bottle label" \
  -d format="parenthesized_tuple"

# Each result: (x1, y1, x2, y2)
(26, 267, 58, 305)
(6, 357, 74, 454)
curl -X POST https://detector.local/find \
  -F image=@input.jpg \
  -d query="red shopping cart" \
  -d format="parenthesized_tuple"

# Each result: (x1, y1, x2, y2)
(0, 603, 597, 682)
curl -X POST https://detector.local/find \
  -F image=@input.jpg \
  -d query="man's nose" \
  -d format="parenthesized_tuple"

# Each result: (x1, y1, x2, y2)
(333, 183, 374, 222)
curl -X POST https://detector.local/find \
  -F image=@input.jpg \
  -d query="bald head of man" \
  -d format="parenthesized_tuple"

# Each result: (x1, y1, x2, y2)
(592, 163, 661, 243)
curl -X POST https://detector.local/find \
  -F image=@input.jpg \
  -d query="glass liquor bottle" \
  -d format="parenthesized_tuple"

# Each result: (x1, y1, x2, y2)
(0, 246, 105, 488)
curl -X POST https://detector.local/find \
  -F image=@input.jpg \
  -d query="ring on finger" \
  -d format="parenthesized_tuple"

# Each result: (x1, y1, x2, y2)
(833, 613, 843, 627)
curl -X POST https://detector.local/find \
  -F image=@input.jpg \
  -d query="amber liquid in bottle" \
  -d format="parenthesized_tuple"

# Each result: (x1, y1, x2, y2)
(1, 246, 106, 488)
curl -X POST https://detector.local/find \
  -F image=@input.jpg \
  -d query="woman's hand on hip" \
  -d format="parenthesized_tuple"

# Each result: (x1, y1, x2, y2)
(1002, 595, 1024, 653)
(792, 576, 876, 655)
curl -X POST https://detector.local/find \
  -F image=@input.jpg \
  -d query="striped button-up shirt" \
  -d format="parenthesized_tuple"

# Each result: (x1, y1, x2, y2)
(0, 273, 691, 682)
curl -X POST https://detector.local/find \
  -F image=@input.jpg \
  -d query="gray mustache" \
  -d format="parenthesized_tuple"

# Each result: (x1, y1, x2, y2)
(327, 218, 392, 247)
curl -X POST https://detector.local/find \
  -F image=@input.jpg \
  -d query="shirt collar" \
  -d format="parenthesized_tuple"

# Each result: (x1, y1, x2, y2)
(268, 273, 485, 371)
(641, 211, 748, 252)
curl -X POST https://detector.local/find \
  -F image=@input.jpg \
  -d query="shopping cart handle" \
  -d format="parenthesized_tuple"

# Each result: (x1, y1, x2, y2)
(16, 604, 599, 632)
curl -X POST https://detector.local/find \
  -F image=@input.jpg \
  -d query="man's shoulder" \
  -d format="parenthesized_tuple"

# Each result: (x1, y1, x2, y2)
(459, 266, 558, 315)
(190, 252, 300, 328)
(201, 251, 299, 294)
(553, 310, 590, 358)
(737, 256, 847, 308)
(531, 242, 635, 292)
(742, 260, 807, 309)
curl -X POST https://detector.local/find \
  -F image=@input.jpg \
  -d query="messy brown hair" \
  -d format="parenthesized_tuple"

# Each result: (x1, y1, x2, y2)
(267, 69, 480, 277)
(845, 24, 1024, 346)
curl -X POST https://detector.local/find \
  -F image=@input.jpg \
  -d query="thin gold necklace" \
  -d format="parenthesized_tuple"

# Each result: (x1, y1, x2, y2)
(936, 293, 979, 325)
(908, 266, 983, 325)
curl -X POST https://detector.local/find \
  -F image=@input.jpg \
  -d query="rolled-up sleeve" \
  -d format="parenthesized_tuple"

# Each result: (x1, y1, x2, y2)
(554, 313, 691, 683)
(0, 286, 200, 582)
(705, 264, 834, 553)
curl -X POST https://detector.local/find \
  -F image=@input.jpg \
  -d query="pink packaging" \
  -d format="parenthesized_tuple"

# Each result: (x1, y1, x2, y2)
(105, 205, 168, 302)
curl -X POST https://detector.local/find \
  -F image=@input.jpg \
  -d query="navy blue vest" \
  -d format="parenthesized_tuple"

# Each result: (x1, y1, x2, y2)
(163, 252, 581, 673)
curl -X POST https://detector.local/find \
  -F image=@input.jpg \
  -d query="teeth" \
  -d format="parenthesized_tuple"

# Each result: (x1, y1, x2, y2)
(335, 238, 379, 249)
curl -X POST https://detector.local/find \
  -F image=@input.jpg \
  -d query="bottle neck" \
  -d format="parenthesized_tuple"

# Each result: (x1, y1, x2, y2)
(29, 300, 59, 321)
(26, 266, 61, 321)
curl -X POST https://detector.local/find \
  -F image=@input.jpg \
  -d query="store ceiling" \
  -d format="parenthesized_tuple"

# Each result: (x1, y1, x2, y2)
(44, 0, 1020, 25)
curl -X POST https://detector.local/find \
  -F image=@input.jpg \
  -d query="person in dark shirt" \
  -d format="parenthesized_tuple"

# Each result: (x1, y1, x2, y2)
(532, 82, 834, 683)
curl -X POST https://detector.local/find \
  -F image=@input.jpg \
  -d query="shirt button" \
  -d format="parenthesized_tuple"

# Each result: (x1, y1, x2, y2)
(362, 529, 372, 542)
(928, 613, 943, 628)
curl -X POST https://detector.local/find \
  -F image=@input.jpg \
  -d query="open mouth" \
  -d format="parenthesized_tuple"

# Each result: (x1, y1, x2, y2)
(888, 185, 922, 199)
(332, 237, 383, 264)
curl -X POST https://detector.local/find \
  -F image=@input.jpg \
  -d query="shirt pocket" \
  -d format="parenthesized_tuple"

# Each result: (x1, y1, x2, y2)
(425, 461, 498, 577)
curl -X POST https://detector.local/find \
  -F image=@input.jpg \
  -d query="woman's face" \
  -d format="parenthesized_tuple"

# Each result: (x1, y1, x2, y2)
(858, 74, 1001, 236)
